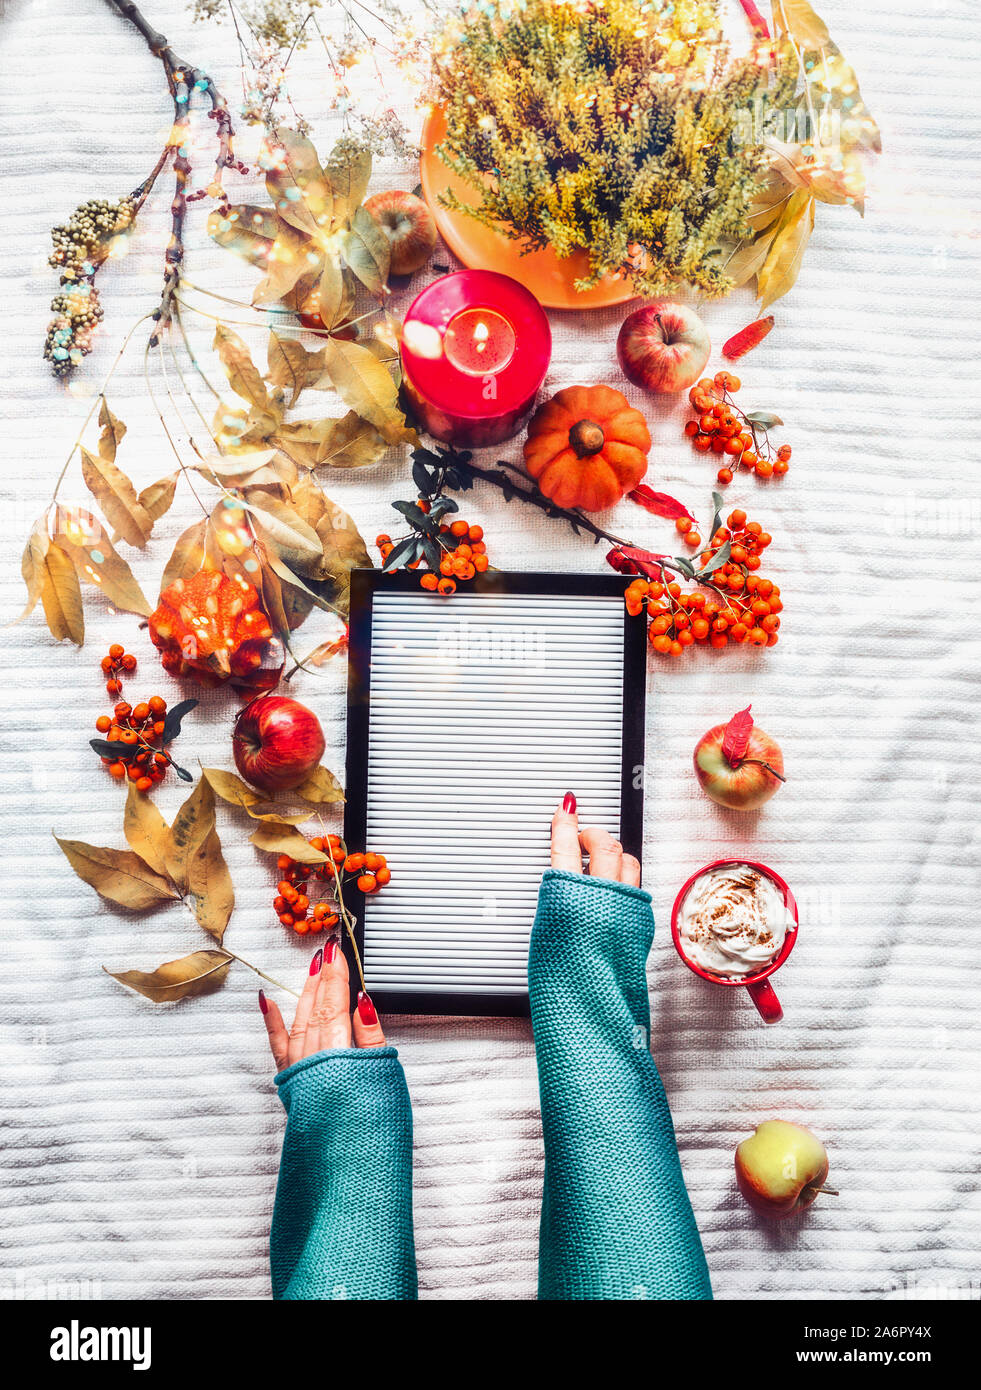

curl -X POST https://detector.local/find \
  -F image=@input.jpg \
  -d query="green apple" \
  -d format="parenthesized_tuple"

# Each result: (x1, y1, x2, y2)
(734, 1120, 832, 1219)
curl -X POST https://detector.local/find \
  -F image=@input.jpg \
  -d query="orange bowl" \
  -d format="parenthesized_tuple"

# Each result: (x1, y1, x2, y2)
(419, 107, 639, 313)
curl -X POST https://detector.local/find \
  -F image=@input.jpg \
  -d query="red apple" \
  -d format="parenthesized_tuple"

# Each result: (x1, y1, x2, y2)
(232, 695, 325, 793)
(364, 190, 437, 276)
(735, 1120, 833, 1219)
(694, 716, 784, 811)
(616, 301, 711, 394)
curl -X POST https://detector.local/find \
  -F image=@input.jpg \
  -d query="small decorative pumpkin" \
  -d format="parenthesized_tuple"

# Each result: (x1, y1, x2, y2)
(148, 568, 276, 687)
(523, 385, 651, 512)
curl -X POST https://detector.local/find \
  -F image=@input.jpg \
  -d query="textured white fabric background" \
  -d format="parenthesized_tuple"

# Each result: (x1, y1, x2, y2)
(1, 0, 980, 1302)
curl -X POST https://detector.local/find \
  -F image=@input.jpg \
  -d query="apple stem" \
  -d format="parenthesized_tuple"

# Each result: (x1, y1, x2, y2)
(813, 1186, 839, 1197)
(737, 757, 787, 783)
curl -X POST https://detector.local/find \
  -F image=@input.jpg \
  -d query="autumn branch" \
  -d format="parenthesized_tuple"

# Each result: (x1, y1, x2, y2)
(107, 0, 244, 345)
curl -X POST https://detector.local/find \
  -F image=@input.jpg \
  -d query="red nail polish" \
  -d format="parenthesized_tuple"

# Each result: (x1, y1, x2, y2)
(310, 948, 323, 976)
(258, 990, 268, 1015)
(324, 939, 336, 964)
(357, 991, 377, 1025)
(562, 791, 577, 814)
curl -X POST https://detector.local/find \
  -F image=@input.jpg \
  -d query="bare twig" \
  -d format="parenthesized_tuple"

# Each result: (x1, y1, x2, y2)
(107, 0, 244, 345)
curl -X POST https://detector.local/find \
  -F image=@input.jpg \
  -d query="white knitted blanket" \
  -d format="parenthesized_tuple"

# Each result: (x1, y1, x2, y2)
(1, 0, 979, 1301)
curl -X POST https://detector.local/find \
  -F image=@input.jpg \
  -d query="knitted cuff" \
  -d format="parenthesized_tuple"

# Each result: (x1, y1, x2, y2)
(529, 870, 656, 1026)
(275, 1045, 401, 1098)
(270, 1045, 417, 1300)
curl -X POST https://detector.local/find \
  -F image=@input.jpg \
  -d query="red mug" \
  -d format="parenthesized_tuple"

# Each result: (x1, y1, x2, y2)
(669, 858, 799, 1024)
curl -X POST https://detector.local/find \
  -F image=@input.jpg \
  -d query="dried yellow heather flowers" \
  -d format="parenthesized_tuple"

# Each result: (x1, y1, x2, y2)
(432, 0, 796, 296)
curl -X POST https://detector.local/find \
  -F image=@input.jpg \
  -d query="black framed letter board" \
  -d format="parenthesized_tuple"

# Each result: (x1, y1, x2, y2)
(343, 569, 646, 1016)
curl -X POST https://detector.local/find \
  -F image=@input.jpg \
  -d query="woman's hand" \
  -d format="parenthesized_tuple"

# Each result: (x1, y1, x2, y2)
(551, 791, 641, 886)
(259, 941, 386, 1073)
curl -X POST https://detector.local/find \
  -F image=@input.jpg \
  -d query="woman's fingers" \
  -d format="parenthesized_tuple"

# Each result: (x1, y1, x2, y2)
(352, 990, 387, 1049)
(287, 946, 328, 1066)
(259, 991, 290, 1072)
(306, 938, 352, 1055)
(579, 826, 624, 882)
(550, 792, 582, 872)
(621, 854, 641, 888)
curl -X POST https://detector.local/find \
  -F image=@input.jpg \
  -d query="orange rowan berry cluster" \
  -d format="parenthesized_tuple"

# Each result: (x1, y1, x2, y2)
(684, 372, 792, 486)
(273, 837, 391, 936)
(95, 695, 172, 790)
(624, 510, 782, 656)
(376, 503, 490, 597)
(100, 642, 137, 695)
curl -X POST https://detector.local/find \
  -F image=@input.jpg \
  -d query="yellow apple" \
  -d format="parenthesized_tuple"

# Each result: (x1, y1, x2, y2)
(734, 1120, 832, 1219)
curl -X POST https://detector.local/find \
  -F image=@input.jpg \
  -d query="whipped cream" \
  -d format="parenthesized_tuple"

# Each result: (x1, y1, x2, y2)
(678, 864, 792, 979)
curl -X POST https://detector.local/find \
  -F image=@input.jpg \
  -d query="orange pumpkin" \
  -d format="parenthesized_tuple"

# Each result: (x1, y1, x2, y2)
(148, 568, 276, 687)
(523, 385, 651, 512)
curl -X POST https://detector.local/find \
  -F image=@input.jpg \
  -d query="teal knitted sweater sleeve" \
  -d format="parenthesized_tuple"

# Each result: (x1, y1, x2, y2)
(270, 1047, 417, 1300)
(528, 869, 713, 1301)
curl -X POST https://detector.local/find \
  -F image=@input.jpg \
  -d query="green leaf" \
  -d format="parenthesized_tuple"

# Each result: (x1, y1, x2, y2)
(162, 699, 198, 745)
(695, 540, 732, 578)
(89, 738, 137, 762)
(383, 535, 421, 572)
(710, 491, 724, 539)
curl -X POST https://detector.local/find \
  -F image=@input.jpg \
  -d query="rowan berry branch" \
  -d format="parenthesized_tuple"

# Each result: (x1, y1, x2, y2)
(414, 445, 734, 603)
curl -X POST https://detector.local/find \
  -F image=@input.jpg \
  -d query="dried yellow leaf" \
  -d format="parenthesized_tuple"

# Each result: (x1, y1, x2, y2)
(166, 778, 216, 895)
(250, 822, 329, 863)
(16, 518, 51, 624)
(321, 338, 405, 442)
(39, 541, 84, 645)
(161, 519, 208, 590)
(214, 325, 269, 411)
(105, 950, 232, 1004)
(97, 398, 127, 463)
(138, 472, 180, 524)
(55, 837, 177, 909)
(757, 190, 815, 310)
(123, 781, 171, 878)
(81, 447, 153, 548)
(52, 505, 151, 616)
(187, 827, 235, 945)
(293, 764, 345, 805)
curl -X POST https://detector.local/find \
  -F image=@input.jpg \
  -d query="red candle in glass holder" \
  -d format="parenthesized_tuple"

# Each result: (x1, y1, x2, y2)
(400, 270, 552, 448)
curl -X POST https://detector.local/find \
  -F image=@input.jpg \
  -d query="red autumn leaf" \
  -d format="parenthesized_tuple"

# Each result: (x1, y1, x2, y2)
(737, 0, 770, 39)
(723, 317, 774, 361)
(722, 705, 754, 767)
(627, 486, 696, 524)
(606, 545, 665, 582)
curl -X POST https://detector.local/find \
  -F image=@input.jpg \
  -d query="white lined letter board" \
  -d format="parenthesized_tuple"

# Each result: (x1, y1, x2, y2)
(343, 571, 646, 1015)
